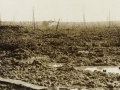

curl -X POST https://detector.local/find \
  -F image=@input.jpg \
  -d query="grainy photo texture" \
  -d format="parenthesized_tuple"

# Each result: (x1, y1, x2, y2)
(0, 0, 120, 90)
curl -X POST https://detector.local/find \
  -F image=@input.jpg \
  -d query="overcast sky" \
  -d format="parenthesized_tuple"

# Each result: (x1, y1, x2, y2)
(0, 0, 120, 22)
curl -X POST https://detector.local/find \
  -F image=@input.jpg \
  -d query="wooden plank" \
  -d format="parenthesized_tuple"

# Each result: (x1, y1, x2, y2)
(0, 77, 47, 90)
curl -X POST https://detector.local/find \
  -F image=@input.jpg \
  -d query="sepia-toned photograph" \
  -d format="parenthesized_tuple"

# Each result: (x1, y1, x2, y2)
(0, 0, 120, 90)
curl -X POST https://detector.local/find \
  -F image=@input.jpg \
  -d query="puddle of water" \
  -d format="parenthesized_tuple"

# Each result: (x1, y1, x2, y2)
(28, 57, 120, 74)
(48, 63, 63, 68)
(75, 66, 120, 74)
(48, 63, 120, 74)
(98, 67, 120, 74)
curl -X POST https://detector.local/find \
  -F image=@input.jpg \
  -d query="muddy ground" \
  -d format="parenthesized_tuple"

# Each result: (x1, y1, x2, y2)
(0, 25, 120, 89)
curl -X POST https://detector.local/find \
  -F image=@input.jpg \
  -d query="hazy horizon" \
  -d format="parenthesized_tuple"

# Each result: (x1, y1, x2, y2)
(0, 0, 120, 22)
(1, 20, 120, 23)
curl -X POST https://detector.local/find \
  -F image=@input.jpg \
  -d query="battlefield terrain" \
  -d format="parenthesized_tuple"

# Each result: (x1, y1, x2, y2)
(0, 21, 120, 90)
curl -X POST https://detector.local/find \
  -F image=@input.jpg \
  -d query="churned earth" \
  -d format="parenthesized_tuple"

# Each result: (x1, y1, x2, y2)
(0, 25, 120, 89)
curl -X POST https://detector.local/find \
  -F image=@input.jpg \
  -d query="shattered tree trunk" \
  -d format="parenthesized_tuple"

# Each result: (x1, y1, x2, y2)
(0, 14, 1, 29)
(56, 19, 60, 33)
(32, 7, 36, 31)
